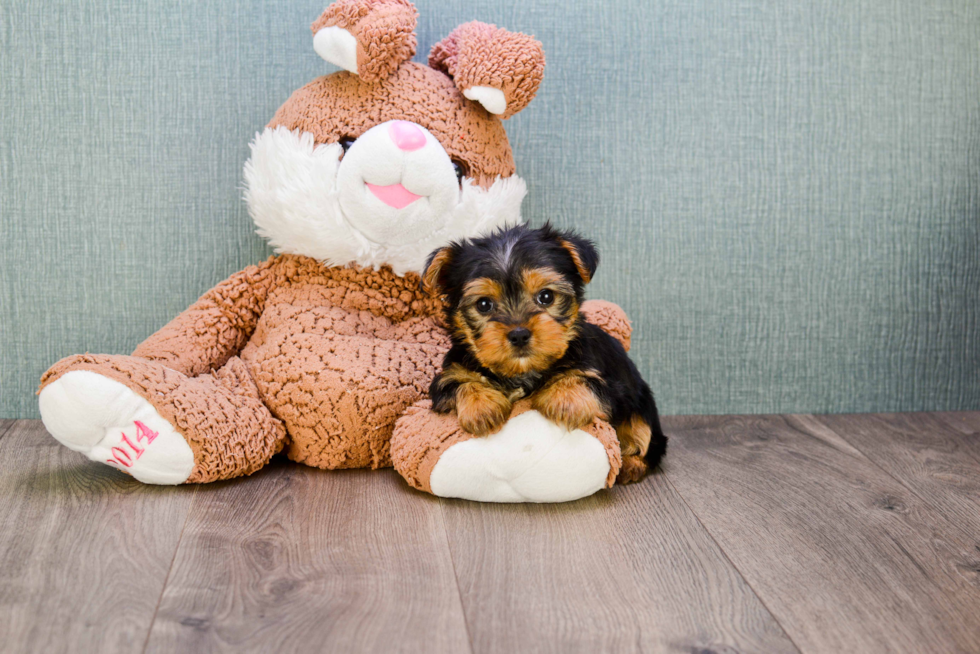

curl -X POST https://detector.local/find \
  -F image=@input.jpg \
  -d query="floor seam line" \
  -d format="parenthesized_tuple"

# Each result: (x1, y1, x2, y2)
(660, 459, 805, 654)
(0, 420, 19, 441)
(141, 485, 198, 654)
(437, 499, 477, 654)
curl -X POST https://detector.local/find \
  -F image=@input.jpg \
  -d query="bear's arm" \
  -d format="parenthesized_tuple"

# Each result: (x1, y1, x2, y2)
(580, 299, 632, 351)
(131, 257, 282, 377)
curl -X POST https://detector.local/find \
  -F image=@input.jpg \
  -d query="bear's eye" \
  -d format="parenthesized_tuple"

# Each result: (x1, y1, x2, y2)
(339, 137, 356, 156)
(535, 289, 555, 307)
(475, 297, 495, 314)
(451, 159, 468, 185)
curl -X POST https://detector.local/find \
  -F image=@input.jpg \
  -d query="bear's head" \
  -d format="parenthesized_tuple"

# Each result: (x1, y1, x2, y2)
(244, 0, 545, 275)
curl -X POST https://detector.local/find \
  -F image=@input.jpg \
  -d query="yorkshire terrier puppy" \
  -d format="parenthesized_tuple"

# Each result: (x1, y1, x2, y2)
(422, 224, 667, 483)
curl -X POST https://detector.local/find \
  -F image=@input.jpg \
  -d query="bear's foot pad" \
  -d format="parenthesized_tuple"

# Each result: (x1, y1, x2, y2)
(39, 371, 194, 485)
(429, 409, 611, 503)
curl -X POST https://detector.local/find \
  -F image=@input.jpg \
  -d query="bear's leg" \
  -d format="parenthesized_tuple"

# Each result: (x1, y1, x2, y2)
(39, 355, 286, 484)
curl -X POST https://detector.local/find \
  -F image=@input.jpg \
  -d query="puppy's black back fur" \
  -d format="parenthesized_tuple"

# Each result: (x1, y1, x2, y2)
(561, 321, 667, 468)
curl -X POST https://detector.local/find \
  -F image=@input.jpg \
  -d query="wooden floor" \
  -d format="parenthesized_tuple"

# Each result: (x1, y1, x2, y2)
(1, 413, 979, 653)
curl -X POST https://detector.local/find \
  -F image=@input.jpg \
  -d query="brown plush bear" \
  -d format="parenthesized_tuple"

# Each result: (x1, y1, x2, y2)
(38, 0, 630, 502)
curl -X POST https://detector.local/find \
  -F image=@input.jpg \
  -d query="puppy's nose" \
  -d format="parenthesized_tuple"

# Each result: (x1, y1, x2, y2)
(388, 121, 426, 151)
(507, 327, 531, 348)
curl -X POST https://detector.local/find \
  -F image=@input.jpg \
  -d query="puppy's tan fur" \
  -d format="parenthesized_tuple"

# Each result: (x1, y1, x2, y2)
(532, 369, 607, 431)
(615, 415, 653, 484)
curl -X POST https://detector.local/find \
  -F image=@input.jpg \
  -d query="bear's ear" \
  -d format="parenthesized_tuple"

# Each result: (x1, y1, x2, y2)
(312, 0, 418, 83)
(429, 22, 545, 119)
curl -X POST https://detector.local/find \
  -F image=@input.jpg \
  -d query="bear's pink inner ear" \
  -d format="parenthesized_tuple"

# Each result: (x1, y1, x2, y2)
(429, 21, 545, 120)
(312, 0, 418, 83)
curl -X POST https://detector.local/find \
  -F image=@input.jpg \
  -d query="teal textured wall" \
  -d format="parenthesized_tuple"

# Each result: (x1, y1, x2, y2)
(2, 0, 978, 418)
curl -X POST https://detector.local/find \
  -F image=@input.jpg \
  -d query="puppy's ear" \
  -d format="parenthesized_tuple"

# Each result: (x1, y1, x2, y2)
(421, 245, 455, 295)
(429, 22, 545, 119)
(556, 232, 599, 285)
(312, 0, 418, 82)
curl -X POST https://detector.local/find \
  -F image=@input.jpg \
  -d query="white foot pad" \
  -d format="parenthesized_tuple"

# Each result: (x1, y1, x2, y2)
(39, 371, 194, 485)
(429, 410, 611, 503)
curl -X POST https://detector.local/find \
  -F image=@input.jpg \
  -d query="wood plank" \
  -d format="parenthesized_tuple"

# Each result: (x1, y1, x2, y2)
(932, 412, 980, 463)
(0, 419, 15, 440)
(0, 420, 196, 653)
(145, 462, 471, 653)
(814, 412, 980, 537)
(441, 472, 799, 654)
(662, 414, 980, 654)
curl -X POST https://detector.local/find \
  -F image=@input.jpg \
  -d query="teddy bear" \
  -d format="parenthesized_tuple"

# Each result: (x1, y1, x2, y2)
(38, 0, 633, 503)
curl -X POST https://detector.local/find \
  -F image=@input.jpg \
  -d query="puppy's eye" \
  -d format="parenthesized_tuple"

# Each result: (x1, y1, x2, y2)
(451, 159, 468, 185)
(535, 289, 555, 307)
(475, 297, 495, 314)
(339, 137, 356, 156)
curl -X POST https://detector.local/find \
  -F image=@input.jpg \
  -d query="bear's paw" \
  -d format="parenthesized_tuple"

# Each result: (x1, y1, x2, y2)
(39, 371, 194, 485)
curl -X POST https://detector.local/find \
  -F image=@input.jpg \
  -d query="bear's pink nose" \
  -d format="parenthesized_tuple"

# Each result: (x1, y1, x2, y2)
(389, 121, 426, 151)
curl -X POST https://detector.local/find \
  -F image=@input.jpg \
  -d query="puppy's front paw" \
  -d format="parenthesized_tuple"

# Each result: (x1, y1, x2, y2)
(616, 455, 649, 484)
(532, 372, 605, 431)
(456, 382, 512, 436)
